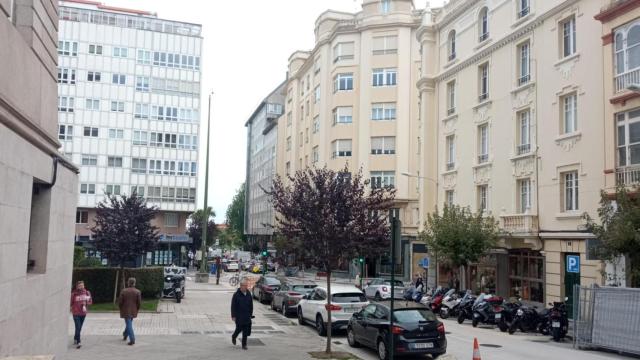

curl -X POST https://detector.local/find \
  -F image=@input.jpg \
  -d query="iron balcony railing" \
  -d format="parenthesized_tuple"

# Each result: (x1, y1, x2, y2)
(614, 68, 640, 93)
(616, 166, 640, 186)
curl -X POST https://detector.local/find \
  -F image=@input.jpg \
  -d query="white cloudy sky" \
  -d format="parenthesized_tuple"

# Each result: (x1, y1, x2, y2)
(103, 0, 443, 222)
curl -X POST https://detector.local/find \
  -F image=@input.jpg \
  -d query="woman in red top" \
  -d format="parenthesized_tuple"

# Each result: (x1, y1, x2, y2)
(70, 281, 92, 349)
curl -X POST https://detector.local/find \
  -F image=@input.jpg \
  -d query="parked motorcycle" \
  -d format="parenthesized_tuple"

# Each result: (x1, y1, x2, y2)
(472, 294, 504, 329)
(539, 298, 569, 342)
(429, 287, 451, 314)
(439, 289, 463, 319)
(496, 298, 522, 332)
(456, 292, 477, 324)
(163, 274, 185, 303)
(509, 303, 542, 334)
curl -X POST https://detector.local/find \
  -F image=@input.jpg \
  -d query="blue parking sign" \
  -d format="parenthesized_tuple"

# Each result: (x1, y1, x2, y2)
(418, 257, 429, 269)
(566, 255, 580, 273)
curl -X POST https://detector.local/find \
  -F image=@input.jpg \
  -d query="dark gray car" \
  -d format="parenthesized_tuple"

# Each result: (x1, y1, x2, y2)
(271, 280, 317, 316)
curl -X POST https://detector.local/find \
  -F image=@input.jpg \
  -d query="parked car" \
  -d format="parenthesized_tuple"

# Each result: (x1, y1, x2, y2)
(364, 278, 406, 300)
(297, 285, 369, 336)
(347, 301, 447, 360)
(252, 276, 281, 303)
(271, 280, 317, 316)
(225, 260, 239, 272)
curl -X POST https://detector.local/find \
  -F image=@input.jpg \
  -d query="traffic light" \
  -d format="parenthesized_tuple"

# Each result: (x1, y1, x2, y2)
(358, 257, 364, 264)
(262, 250, 268, 257)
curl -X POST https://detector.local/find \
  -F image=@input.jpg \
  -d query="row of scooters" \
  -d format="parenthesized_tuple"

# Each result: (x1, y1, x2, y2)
(403, 286, 570, 342)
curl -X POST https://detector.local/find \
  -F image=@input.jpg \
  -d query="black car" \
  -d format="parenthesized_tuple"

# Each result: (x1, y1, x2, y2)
(347, 301, 447, 360)
(252, 276, 281, 303)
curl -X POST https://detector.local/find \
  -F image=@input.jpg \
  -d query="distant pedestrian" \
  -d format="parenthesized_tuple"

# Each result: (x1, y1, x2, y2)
(70, 281, 92, 349)
(231, 278, 253, 350)
(355, 273, 361, 289)
(415, 276, 424, 291)
(118, 277, 141, 346)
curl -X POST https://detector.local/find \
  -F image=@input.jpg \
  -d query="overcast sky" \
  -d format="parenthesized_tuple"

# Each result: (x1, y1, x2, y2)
(103, 0, 443, 222)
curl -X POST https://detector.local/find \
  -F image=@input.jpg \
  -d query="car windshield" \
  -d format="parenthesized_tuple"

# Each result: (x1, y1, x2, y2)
(383, 280, 404, 286)
(393, 309, 437, 323)
(265, 278, 281, 285)
(332, 293, 367, 303)
(292, 285, 316, 292)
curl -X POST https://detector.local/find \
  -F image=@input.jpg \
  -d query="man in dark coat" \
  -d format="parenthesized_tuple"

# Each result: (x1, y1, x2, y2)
(118, 277, 141, 346)
(231, 278, 253, 350)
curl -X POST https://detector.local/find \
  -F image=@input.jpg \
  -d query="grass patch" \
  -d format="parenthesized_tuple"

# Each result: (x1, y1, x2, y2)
(309, 351, 361, 360)
(89, 299, 159, 312)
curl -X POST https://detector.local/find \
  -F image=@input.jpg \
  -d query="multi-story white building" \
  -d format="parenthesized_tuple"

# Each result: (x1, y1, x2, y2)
(57, 0, 202, 265)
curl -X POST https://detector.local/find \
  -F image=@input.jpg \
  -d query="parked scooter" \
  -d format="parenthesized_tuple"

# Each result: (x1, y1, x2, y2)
(495, 298, 522, 332)
(163, 274, 185, 303)
(429, 287, 451, 314)
(456, 292, 477, 324)
(509, 303, 542, 334)
(539, 298, 569, 341)
(439, 289, 463, 319)
(472, 294, 504, 328)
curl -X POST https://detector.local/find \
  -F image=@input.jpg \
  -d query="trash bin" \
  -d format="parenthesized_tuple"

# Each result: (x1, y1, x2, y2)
(210, 263, 217, 275)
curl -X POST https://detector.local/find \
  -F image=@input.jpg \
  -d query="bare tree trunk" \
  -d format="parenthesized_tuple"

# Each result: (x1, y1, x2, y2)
(325, 269, 332, 353)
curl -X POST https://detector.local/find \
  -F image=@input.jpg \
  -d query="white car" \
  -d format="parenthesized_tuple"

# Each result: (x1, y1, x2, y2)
(225, 260, 239, 272)
(363, 278, 406, 300)
(297, 284, 369, 336)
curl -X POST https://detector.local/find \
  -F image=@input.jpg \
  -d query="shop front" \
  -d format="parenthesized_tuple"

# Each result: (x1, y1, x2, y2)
(147, 234, 192, 266)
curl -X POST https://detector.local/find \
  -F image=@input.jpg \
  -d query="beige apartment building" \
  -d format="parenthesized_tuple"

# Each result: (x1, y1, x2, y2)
(417, 0, 609, 305)
(1, 0, 79, 357)
(276, 0, 426, 280)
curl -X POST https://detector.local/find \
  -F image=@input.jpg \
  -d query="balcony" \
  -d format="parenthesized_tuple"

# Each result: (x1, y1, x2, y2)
(517, 143, 531, 155)
(479, 32, 489, 42)
(448, 52, 456, 61)
(478, 93, 488, 102)
(518, 6, 530, 19)
(616, 166, 640, 186)
(447, 107, 456, 116)
(518, 74, 531, 86)
(500, 214, 538, 234)
(615, 68, 640, 93)
(478, 154, 489, 164)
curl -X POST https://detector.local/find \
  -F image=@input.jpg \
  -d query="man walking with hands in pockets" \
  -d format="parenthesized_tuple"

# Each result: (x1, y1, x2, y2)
(118, 277, 141, 346)
(231, 278, 253, 350)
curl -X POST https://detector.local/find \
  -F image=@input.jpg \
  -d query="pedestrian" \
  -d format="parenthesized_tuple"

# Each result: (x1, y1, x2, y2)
(355, 272, 361, 289)
(118, 277, 141, 346)
(70, 280, 92, 349)
(231, 278, 253, 350)
(415, 276, 424, 291)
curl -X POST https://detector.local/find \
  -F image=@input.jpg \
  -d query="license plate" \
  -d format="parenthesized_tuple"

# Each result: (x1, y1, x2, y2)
(552, 321, 560, 328)
(495, 313, 502, 319)
(412, 342, 434, 349)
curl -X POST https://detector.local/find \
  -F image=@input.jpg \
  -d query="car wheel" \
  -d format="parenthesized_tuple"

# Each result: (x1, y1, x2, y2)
(281, 303, 288, 316)
(297, 308, 305, 325)
(377, 338, 389, 360)
(375, 292, 382, 301)
(347, 327, 360, 348)
(316, 315, 326, 336)
(440, 308, 449, 319)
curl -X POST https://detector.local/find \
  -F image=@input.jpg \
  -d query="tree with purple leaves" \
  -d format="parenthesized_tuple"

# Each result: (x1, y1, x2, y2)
(265, 165, 395, 354)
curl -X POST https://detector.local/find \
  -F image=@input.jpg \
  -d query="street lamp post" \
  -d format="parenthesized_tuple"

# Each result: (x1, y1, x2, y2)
(196, 92, 214, 283)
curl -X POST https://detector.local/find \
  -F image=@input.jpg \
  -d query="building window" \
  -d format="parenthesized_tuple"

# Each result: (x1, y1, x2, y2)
(137, 49, 151, 64)
(164, 134, 177, 148)
(561, 16, 576, 58)
(87, 71, 101, 82)
(381, 0, 391, 13)
(110, 101, 125, 112)
(58, 40, 78, 56)
(108, 129, 124, 139)
(131, 158, 147, 174)
(372, 68, 397, 87)
(334, 73, 354, 92)
(83, 127, 98, 137)
(370, 171, 395, 189)
(478, 124, 489, 164)
(305, 100, 310, 117)
(373, 35, 398, 55)
(112, 47, 128, 57)
(75, 210, 88, 224)
(616, 109, 640, 167)
(518, 0, 530, 19)
(518, 41, 530, 85)
(614, 22, 640, 92)
(58, 125, 73, 141)
(477, 184, 488, 213)
(314, 57, 321, 74)
(111, 74, 126, 85)
(133, 131, 148, 145)
(286, 136, 291, 151)
(517, 109, 531, 155)
(371, 136, 396, 155)
(314, 86, 321, 103)
(312, 146, 319, 164)
(285, 162, 291, 175)
(561, 93, 577, 134)
(518, 178, 531, 213)
(313, 116, 320, 133)
(478, 63, 489, 101)
(165, 213, 179, 227)
(105, 185, 121, 196)
(85, 98, 100, 111)
(446, 135, 456, 170)
(131, 186, 145, 197)
(135, 103, 149, 119)
(81, 154, 97, 166)
(332, 139, 352, 158)
(447, 80, 456, 115)
(57, 68, 76, 84)
(80, 184, 96, 194)
(479, 7, 489, 42)
(136, 76, 150, 92)
(163, 161, 176, 175)
(107, 156, 123, 167)
(448, 30, 456, 61)
(58, 96, 74, 112)
(333, 42, 354, 62)
(149, 160, 162, 175)
(445, 190, 455, 207)
(508, 250, 544, 302)
(371, 102, 396, 121)
(333, 106, 353, 124)
(88, 44, 103, 55)
(561, 171, 579, 211)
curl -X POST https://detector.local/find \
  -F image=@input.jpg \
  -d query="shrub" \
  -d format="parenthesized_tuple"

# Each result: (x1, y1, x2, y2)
(73, 246, 85, 266)
(72, 267, 164, 303)
(76, 257, 103, 268)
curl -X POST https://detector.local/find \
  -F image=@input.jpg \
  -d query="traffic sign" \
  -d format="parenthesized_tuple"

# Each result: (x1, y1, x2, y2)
(566, 255, 580, 273)
(418, 257, 430, 269)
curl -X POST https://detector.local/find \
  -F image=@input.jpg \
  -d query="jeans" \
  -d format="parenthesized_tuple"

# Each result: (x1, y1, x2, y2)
(73, 315, 86, 343)
(123, 318, 135, 343)
(232, 323, 251, 347)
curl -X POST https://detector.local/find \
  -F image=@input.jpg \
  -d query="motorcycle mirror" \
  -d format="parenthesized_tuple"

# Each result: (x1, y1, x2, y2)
(564, 297, 569, 302)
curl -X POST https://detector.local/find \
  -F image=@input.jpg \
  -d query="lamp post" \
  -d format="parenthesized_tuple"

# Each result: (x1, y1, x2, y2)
(196, 92, 214, 283)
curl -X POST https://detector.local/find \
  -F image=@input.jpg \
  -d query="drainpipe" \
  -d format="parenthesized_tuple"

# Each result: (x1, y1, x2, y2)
(46, 156, 59, 188)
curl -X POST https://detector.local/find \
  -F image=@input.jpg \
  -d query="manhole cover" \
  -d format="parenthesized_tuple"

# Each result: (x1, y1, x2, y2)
(247, 338, 265, 346)
(181, 331, 202, 335)
(333, 341, 343, 345)
(480, 344, 502, 348)
(530, 340, 550, 343)
(253, 326, 275, 330)
(204, 331, 223, 334)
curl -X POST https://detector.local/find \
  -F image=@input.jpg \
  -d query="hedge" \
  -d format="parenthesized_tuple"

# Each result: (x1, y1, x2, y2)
(72, 267, 164, 303)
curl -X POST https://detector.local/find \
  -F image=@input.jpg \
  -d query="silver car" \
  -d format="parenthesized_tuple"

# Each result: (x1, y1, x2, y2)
(271, 281, 317, 316)
(363, 278, 406, 300)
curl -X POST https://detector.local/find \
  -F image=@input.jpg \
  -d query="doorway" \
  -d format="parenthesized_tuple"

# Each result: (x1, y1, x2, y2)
(563, 253, 581, 319)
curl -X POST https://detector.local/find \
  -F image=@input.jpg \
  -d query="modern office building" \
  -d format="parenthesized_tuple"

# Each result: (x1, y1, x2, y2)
(1, 0, 79, 357)
(244, 82, 286, 251)
(276, 0, 427, 280)
(57, 0, 202, 265)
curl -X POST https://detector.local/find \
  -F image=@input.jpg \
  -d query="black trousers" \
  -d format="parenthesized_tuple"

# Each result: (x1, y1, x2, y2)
(232, 322, 251, 347)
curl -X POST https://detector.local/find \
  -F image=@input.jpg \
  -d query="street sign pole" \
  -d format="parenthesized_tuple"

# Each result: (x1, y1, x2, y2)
(390, 213, 401, 360)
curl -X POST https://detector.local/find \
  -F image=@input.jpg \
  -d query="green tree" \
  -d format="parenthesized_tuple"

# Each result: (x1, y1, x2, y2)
(73, 246, 86, 267)
(218, 227, 241, 251)
(420, 204, 499, 279)
(186, 207, 217, 252)
(225, 183, 247, 249)
(585, 186, 640, 287)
